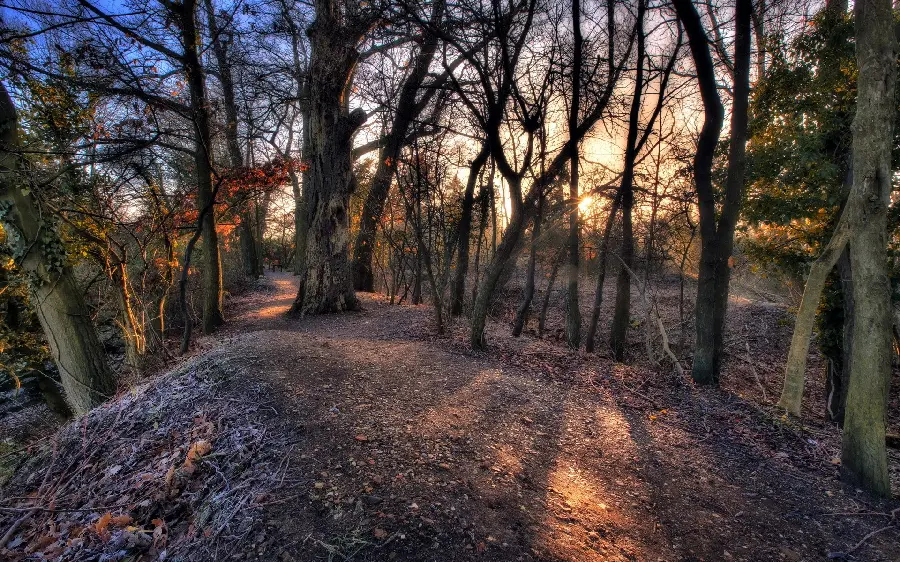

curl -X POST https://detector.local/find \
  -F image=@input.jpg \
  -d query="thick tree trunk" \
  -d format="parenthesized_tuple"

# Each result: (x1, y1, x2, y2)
(450, 144, 489, 316)
(290, 2, 365, 315)
(0, 82, 115, 415)
(352, 1, 443, 292)
(609, 0, 645, 361)
(180, 0, 224, 334)
(238, 219, 258, 277)
(564, 0, 584, 349)
(841, 0, 896, 497)
(675, 0, 748, 384)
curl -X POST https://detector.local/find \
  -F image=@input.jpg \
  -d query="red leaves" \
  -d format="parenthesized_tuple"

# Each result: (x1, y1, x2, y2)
(218, 157, 301, 206)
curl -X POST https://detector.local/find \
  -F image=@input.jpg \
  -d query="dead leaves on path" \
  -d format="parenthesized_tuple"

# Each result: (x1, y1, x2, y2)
(0, 355, 288, 561)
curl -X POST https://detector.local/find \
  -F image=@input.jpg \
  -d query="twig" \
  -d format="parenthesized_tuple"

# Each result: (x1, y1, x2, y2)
(745, 339, 767, 402)
(0, 501, 133, 513)
(611, 252, 684, 377)
(846, 524, 897, 555)
(0, 507, 37, 549)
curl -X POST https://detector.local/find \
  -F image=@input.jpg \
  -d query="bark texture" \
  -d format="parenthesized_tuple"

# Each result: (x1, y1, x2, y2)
(291, 0, 367, 314)
(841, 0, 896, 497)
(0, 82, 115, 415)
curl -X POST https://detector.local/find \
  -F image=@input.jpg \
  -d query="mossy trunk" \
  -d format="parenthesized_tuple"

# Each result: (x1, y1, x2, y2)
(840, 0, 896, 497)
(0, 82, 115, 415)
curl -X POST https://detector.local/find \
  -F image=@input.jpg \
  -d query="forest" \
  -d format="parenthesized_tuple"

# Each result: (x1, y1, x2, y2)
(0, 0, 898, 560)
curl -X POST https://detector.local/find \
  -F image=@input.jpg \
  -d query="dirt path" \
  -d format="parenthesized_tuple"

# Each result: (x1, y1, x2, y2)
(193, 272, 898, 561)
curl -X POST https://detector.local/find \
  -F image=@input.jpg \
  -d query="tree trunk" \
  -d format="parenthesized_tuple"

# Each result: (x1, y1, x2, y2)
(585, 191, 622, 352)
(109, 258, 145, 372)
(290, 169, 306, 275)
(0, 82, 115, 415)
(204, 0, 259, 280)
(538, 253, 563, 338)
(238, 219, 258, 277)
(674, 0, 745, 384)
(704, 0, 753, 382)
(179, 0, 224, 333)
(470, 185, 490, 308)
(512, 194, 543, 337)
(841, 0, 896, 497)
(471, 207, 528, 349)
(609, 0, 645, 361)
(290, 2, 366, 315)
(451, 144, 489, 315)
(564, 0, 584, 349)
(831, 249, 853, 424)
(352, 0, 444, 292)
(777, 215, 850, 414)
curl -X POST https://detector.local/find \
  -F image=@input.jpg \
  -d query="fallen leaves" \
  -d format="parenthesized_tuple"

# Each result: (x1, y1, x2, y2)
(185, 439, 213, 468)
(93, 512, 134, 541)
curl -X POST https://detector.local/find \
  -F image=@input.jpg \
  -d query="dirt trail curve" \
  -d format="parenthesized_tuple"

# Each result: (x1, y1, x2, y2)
(197, 272, 898, 562)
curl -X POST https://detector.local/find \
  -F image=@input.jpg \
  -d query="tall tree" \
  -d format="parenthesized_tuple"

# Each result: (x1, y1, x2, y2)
(204, 0, 260, 279)
(290, 0, 373, 314)
(351, 0, 445, 293)
(176, 0, 226, 333)
(0, 82, 115, 414)
(841, 0, 896, 497)
(564, 0, 584, 349)
(673, 0, 751, 384)
(609, 0, 646, 361)
(449, 143, 489, 316)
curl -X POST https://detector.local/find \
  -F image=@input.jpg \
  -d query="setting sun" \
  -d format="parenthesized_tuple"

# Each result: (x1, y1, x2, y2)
(578, 194, 595, 213)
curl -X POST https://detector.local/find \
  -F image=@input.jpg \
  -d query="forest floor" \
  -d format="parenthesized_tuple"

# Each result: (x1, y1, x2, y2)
(1, 271, 899, 561)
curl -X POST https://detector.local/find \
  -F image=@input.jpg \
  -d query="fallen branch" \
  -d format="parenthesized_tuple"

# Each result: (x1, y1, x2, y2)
(0, 507, 37, 549)
(611, 252, 684, 377)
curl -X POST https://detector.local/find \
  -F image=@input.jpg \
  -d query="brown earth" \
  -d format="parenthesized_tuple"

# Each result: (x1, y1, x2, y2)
(1, 271, 898, 561)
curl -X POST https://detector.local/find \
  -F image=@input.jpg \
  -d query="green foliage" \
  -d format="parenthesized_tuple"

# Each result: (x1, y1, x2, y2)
(743, 11, 859, 279)
(0, 229, 51, 396)
(744, 10, 900, 280)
